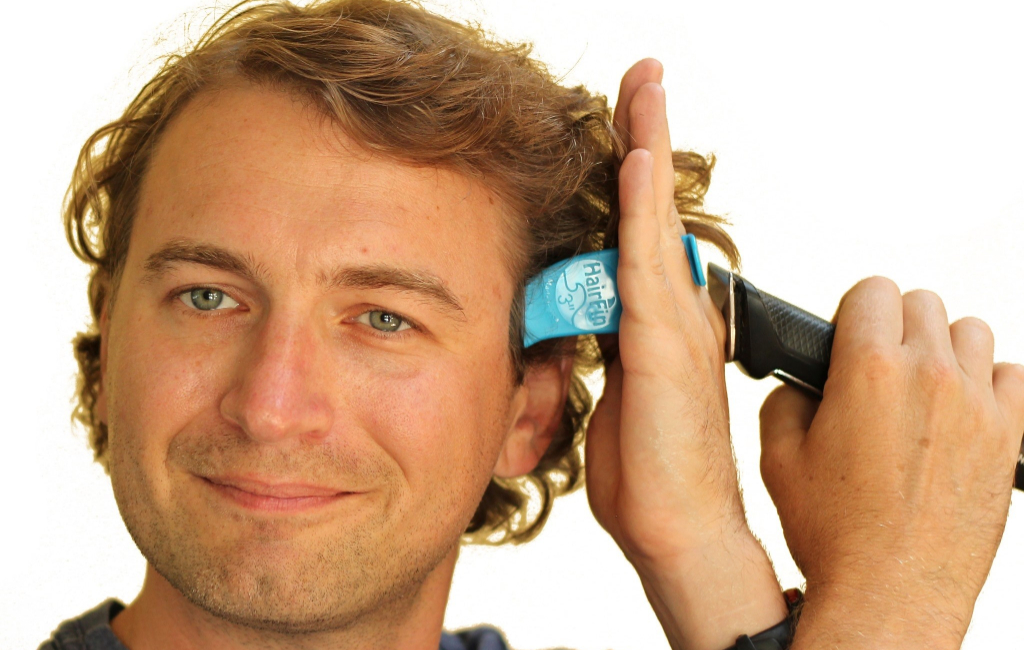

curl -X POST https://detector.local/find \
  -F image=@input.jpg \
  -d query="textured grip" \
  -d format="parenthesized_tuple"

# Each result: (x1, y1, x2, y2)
(731, 277, 836, 395)
(760, 290, 835, 365)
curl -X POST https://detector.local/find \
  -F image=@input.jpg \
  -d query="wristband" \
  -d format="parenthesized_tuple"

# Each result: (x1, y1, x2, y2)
(723, 588, 804, 650)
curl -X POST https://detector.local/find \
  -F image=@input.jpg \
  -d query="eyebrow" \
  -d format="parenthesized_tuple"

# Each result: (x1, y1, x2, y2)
(141, 238, 466, 318)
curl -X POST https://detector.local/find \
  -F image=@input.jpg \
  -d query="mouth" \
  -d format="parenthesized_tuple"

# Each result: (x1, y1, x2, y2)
(200, 475, 356, 513)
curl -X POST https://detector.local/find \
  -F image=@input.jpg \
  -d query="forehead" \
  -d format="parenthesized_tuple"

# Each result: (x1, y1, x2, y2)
(131, 82, 514, 305)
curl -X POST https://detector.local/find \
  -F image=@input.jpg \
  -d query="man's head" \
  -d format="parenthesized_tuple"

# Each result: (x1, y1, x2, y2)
(64, 0, 735, 630)
(93, 80, 559, 632)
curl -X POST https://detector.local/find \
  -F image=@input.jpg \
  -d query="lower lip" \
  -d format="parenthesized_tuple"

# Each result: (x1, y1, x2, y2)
(203, 479, 352, 513)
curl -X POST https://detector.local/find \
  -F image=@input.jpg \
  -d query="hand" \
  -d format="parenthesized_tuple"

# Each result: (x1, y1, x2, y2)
(585, 59, 786, 650)
(760, 278, 1024, 648)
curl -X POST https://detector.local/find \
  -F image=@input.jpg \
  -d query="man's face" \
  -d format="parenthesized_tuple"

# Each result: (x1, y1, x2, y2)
(98, 84, 525, 630)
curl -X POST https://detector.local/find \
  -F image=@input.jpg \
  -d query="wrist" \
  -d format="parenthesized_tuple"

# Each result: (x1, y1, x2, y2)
(621, 503, 753, 570)
(790, 581, 969, 650)
(633, 532, 788, 650)
(721, 589, 802, 650)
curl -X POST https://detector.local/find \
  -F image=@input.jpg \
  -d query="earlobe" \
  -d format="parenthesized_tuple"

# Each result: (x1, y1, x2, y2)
(493, 355, 574, 479)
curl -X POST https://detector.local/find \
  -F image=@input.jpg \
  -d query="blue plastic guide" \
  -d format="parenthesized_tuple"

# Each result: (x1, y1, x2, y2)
(524, 234, 706, 347)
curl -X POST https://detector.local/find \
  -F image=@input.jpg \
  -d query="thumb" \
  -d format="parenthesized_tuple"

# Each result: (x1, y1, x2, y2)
(759, 384, 818, 499)
(992, 362, 1024, 463)
(585, 357, 624, 530)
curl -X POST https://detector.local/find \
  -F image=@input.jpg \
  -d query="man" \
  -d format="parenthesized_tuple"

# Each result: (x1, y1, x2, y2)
(44, 1, 1024, 649)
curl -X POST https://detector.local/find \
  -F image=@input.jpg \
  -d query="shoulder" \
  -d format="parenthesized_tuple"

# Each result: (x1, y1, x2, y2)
(441, 625, 512, 650)
(37, 599, 127, 650)
(439, 626, 576, 650)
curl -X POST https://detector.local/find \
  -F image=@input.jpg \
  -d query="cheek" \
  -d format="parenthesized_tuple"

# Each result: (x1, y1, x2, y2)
(106, 314, 223, 493)
(344, 351, 512, 502)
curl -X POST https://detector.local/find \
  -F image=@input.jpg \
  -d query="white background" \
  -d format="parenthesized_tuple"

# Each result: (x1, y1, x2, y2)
(3, 1, 1023, 648)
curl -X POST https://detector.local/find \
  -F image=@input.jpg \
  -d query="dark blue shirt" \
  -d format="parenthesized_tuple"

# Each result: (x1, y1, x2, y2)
(38, 600, 512, 650)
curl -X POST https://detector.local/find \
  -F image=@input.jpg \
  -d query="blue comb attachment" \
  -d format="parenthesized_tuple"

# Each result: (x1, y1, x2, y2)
(524, 233, 705, 347)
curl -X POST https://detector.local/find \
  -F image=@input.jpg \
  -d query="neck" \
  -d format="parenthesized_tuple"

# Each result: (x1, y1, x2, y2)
(111, 546, 460, 650)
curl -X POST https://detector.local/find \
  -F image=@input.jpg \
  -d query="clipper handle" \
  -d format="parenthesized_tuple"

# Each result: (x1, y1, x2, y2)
(732, 277, 835, 396)
(760, 290, 836, 371)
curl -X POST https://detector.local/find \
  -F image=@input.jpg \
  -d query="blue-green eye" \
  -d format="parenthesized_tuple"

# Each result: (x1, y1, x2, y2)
(179, 288, 240, 311)
(357, 310, 411, 333)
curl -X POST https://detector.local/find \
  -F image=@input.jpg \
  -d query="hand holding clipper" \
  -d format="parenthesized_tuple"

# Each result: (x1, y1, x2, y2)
(704, 262, 1024, 492)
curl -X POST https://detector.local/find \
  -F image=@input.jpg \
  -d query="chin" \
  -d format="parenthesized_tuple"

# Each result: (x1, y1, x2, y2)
(128, 501, 465, 634)
(170, 549, 354, 630)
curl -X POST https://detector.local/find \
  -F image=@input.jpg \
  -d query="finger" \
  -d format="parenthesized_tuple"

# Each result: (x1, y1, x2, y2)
(759, 384, 818, 498)
(616, 148, 676, 332)
(901, 289, 954, 356)
(830, 276, 903, 366)
(613, 58, 664, 147)
(992, 362, 1024, 459)
(613, 62, 702, 331)
(627, 82, 677, 228)
(949, 317, 995, 383)
(699, 289, 728, 363)
(626, 82, 700, 318)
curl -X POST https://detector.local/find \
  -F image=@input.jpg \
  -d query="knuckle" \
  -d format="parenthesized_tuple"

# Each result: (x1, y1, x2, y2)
(836, 276, 899, 321)
(851, 342, 901, 380)
(647, 246, 669, 278)
(952, 316, 993, 341)
(1009, 363, 1024, 383)
(918, 355, 961, 391)
(994, 363, 1024, 400)
(854, 275, 900, 299)
(620, 239, 667, 278)
(903, 287, 938, 300)
(903, 288, 945, 309)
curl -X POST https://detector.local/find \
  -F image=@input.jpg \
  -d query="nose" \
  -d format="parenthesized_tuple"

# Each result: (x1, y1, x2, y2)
(219, 310, 335, 444)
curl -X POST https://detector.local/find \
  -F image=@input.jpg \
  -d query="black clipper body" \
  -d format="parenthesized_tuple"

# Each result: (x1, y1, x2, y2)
(706, 263, 834, 396)
(705, 262, 1024, 492)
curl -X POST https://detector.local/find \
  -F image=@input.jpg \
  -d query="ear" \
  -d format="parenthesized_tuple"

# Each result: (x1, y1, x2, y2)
(95, 296, 111, 426)
(493, 355, 574, 479)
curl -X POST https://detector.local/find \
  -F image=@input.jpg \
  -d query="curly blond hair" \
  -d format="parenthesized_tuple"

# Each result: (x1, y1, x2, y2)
(65, 0, 739, 544)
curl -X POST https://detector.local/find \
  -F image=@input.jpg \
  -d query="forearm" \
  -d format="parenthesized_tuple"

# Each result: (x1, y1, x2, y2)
(634, 533, 787, 650)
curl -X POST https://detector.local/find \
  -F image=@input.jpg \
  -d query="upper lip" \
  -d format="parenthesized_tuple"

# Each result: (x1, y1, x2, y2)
(202, 475, 350, 498)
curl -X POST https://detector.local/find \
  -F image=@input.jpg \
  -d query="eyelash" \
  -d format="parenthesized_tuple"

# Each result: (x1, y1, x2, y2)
(172, 285, 420, 338)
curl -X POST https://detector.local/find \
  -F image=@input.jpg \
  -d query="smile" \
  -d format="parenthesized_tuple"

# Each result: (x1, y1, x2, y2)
(200, 475, 355, 513)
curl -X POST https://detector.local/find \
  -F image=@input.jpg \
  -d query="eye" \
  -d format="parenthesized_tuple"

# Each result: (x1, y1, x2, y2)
(356, 310, 412, 334)
(178, 288, 240, 311)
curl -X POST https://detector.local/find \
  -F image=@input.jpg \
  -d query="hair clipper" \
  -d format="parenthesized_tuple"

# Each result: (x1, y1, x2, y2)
(705, 262, 1024, 492)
